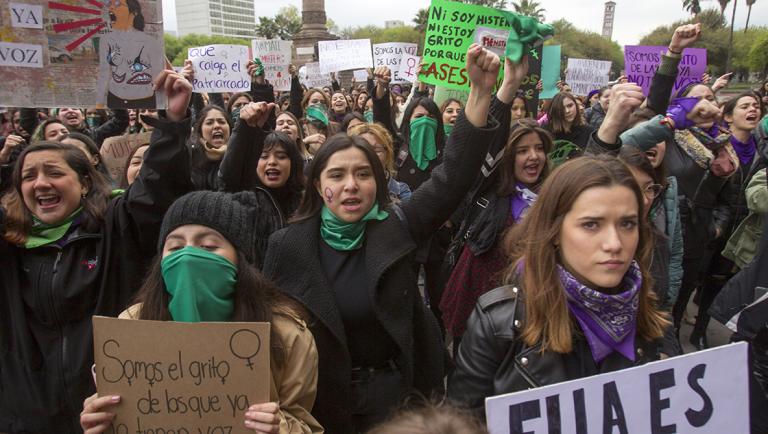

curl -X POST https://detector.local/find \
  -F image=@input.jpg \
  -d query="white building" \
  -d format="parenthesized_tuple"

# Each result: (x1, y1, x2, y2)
(176, 0, 255, 39)
(384, 20, 405, 29)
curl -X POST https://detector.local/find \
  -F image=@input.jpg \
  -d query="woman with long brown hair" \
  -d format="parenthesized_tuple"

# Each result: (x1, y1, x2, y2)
(448, 156, 677, 416)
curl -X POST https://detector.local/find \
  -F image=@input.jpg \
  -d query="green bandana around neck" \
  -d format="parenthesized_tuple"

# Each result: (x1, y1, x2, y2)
(25, 206, 83, 249)
(161, 246, 237, 322)
(500, 11, 554, 62)
(320, 203, 389, 251)
(306, 104, 330, 126)
(443, 123, 454, 137)
(409, 116, 439, 171)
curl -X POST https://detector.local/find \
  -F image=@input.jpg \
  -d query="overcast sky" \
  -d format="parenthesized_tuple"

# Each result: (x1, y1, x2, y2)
(161, 0, 767, 47)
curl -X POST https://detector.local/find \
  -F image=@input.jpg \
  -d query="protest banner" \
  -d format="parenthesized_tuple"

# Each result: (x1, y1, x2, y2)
(188, 44, 251, 93)
(519, 45, 543, 118)
(100, 132, 152, 182)
(93, 316, 270, 434)
(353, 69, 369, 82)
(625, 46, 707, 96)
(486, 342, 749, 434)
(373, 42, 418, 84)
(300, 62, 332, 89)
(251, 39, 292, 92)
(434, 85, 470, 108)
(396, 54, 421, 84)
(540, 45, 561, 99)
(318, 39, 373, 74)
(566, 58, 612, 96)
(0, 0, 166, 108)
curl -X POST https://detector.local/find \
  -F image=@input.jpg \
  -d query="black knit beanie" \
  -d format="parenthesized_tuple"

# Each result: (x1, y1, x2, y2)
(158, 190, 259, 263)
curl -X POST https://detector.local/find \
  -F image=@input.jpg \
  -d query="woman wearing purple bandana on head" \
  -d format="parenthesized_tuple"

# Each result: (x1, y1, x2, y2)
(447, 156, 679, 417)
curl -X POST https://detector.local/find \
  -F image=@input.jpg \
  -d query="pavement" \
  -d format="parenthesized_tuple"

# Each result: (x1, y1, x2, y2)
(679, 297, 733, 353)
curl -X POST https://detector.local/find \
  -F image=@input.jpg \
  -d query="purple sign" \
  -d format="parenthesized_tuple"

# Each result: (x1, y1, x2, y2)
(624, 46, 707, 96)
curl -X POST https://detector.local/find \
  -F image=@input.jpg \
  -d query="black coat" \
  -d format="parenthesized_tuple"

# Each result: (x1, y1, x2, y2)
(263, 112, 498, 432)
(448, 285, 681, 417)
(0, 114, 192, 433)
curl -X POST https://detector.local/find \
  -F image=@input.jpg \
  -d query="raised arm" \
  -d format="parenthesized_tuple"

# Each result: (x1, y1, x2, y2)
(247, 61, 277, 130)
(92, 109, 129, 147)
(218, 102, 275, 192)
(402, 44, 500, 244)
(371, 66, 398, 136)
(647, 23, 701, 115)
(288, 65, 304, 120)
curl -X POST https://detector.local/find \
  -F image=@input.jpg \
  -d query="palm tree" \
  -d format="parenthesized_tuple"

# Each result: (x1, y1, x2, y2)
(744, 0, 757, 33)
(512, 0, 546, 21)
(717, 0, 732, 19)
(413, 8, 428, 34)
(683, 0, 702, 16)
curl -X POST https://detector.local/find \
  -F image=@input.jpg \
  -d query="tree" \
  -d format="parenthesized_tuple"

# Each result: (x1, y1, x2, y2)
(413, 8, 429, 34)
(683, 0, 702, 16)
(255, 5, 302, 40)
(460, 0, 507, 8)
(747, 30, 768, 77)
(346, 25, 423, 51)
(717, 0, 731, 19)
(745, 0, 757, 33)
(512, 0, 546, 21)
(547, 19, 625, 77)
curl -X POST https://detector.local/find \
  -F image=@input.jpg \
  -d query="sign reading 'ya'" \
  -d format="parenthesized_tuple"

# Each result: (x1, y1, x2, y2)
(485, 342, 749, 434)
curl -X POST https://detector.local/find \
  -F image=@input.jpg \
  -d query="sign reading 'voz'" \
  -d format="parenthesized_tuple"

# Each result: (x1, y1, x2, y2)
(485, 342, 749, 434)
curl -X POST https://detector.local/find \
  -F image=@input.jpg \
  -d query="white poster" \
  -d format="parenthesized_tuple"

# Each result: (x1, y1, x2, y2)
(251, 39, 292, 92)
(188, 44, 251, 93)
(474, 26, 509, 59)
(485, 342, 749, 434)
(565, 58, 612, 96)
(299, 62, 332, 89)
(318, 39, 373, 74)
(353, 69, 368, 82)
(373, 42, 417, 84)
(396, 54, 420, 83)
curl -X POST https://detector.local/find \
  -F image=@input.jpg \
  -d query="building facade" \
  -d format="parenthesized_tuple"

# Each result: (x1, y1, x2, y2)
(176, 0, 255, 39)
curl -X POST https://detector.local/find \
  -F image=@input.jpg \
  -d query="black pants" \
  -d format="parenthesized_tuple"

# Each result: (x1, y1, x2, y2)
(350, 366, 405, 433)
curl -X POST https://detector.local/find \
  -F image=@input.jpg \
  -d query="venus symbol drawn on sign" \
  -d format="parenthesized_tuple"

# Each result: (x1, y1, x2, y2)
(229, 329, 262, 370)
(404, 57, 417, 78)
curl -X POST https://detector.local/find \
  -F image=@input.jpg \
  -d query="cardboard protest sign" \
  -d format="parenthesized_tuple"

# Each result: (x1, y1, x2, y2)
(566, 58, 612, 96)
(396, 54, 421, 84)
(486, 342, 749, 434)
(318, 39, 373, 74)
(251, 39, 292, 92)
(0, 0, 166, 108)
(540, 45, 561, 99)
(299, 62, 332, 89)
(519, 45, 543, 119)
(188, 44, 251, 93)
(93, 316, 270, 434)
(100, 132, 152, 182)
(373, 42, 418, 84)
(353, 69, 369, 82)
(625, 46, 707, 96)
(434, 86, 470, 107)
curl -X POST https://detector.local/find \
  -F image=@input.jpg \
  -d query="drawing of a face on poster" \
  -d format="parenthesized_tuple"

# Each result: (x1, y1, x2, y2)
(101, 31, 161, 107)
(107, 0, 145, 31)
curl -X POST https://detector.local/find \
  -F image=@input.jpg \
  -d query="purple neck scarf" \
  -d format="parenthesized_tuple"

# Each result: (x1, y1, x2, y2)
(509, 183, 538, 223)
(558, 261, 642, 364)
(730, 134, 757, 167)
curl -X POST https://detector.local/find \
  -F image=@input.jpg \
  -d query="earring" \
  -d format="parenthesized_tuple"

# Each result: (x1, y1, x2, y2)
(81, 192, 87, 199)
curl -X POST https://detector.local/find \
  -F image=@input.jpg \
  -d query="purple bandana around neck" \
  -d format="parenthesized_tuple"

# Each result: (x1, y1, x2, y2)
(509, 183, 538, 223)
(558, 261, 642, 364)
(729, 134, 757, 167)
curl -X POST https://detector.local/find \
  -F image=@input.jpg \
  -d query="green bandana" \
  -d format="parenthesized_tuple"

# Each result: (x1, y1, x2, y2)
(500, 11, 554, 62)
(161, 246, 237, 322)
(364, 110, 374, 123)
(443, 123, 454, 137)
(25, 207, 83, 249)
(306, 104, 329, 126)
(409, 116, 439, 171)
(320, 204, 389, 251)
(251, 58, 265, 76)
(761, 116, 768, 136)
(548, 140, 582, 168)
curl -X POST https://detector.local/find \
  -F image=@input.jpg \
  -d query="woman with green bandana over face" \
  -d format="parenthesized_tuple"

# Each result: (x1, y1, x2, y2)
(440, 98, 464, 138)
(299, 89, 340, 157)
(0, 67, 195, 433)
(263, 43, 501, 433)
(79, 190, 323, 434)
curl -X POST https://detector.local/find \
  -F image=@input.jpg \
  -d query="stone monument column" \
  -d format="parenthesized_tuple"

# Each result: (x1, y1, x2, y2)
(293, 0, 337, 67)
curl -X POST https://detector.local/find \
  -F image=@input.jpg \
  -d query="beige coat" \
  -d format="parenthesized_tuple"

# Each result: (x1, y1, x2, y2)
(120, 304, 323, 433)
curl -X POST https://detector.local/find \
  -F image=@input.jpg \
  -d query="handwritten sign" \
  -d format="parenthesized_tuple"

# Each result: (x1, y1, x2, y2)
(625, 46, 707, 96)
(93, 316, 270, 434)
(299, 62, 332, 89)
(474, 26, 509, 58)
(486, 342, 749, 434)
(251, 39, 292, 92)
(100, 132, 152, 182)
(373, 42, 418, 84)
(188, 44, 251, 93)
(318, 39, 373, 74)
(540, 45, 561, 99)
(434, 85, 470, 107)
(9, 2, 43, 29)
(396, 54, 420, 84)
(566, 58, 612, 96)
(519, 45, 543, 118)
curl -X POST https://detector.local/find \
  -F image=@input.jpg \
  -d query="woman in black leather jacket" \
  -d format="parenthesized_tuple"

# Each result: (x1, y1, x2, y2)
(448, 156, 678, 416)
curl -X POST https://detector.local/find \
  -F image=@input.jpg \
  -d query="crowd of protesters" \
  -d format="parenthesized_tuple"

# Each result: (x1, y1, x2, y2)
(1, 21, 767, 434)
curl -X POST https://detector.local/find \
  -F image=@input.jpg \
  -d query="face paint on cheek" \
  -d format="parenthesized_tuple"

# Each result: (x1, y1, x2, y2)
(324, 187, 334, 204)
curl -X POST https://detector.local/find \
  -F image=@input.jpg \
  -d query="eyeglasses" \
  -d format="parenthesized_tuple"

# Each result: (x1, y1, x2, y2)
(644, 184, 663, 200)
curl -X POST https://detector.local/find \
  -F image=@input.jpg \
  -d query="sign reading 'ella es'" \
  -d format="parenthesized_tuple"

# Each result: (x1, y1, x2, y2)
(93, 316, 270, 434)
(485, 342, 749, 434)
